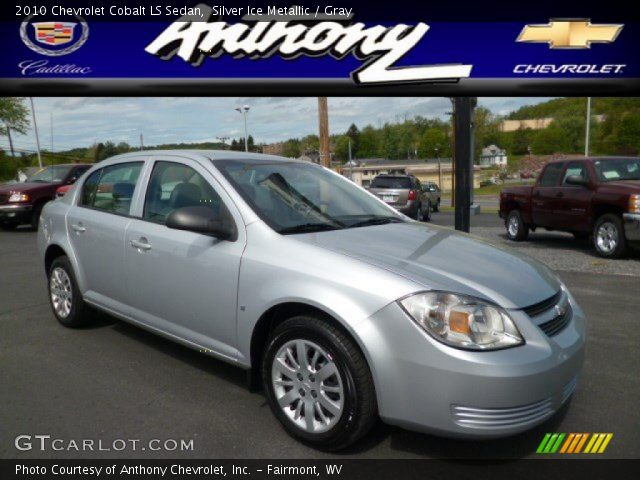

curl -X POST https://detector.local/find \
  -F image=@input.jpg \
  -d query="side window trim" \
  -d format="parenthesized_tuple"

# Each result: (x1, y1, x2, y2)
(78, 167, 104, 208)
(539, 162, 565, 188)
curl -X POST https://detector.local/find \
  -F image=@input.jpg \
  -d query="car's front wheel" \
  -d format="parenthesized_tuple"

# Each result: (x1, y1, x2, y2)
(593, 214, 627, 258)
(48, 255, 90, 327)
(262, 315, 377, 451)
(422, 201, 432, 222)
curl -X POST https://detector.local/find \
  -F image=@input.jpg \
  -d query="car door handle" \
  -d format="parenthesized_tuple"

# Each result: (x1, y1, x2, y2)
(130, 238, 152, 251)
(71, 223, 86, 233)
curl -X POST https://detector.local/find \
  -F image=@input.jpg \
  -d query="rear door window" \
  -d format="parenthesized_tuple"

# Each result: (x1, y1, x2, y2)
(79, 162, 143, 215)
(371, 177, 412, 189)
(538, 163, 564, 187)
(562, 162, 589, 185)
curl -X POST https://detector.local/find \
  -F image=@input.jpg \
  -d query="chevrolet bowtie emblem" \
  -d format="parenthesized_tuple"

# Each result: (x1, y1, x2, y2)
(517, 19, 623, 49)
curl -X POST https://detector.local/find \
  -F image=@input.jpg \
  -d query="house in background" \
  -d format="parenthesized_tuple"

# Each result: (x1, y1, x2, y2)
(478, 145, 507, 167)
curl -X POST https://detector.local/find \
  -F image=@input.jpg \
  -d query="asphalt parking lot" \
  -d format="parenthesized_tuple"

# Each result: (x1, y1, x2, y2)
(1, 220, 639, 459)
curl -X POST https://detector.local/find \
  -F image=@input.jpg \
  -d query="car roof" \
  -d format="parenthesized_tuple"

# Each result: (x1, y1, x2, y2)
(547, 156, 640, 165)
(104, 149, 297, 164)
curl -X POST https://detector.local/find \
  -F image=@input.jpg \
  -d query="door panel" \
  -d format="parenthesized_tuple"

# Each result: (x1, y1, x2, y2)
(67, 161, 144, 310)
(531, 162, 564, 227)
(123, 159, 245, 358)
(555, 162, 593, 231)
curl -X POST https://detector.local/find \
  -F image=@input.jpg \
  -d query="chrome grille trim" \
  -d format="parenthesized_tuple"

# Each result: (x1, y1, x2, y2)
(452, 398, 554, 429)
(539, 305, 572, 337)
(522, 290, 562, 317)
(523, 290, 572, 337)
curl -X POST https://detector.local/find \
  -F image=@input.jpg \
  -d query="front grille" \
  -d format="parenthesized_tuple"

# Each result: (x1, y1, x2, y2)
(522, 291, 562, 317)
(452, 398, 554, 430)
(0, 193, 8, 204)
(522, 290, 572, 337)
(539, 305, 572, 336)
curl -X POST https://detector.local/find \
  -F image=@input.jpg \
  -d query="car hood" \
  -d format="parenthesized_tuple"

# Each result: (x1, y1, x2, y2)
(0, 181, 52, 193)
(294, 222, 561, 310)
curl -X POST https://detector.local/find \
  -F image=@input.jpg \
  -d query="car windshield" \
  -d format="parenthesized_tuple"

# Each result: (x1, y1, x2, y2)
(593, 158, 640, 182)
(215, 159, 404, 234)
(370, 176, 412, 189)
(27, 165, 73, 183)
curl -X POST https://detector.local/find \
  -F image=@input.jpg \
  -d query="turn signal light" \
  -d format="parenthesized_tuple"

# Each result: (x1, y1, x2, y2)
(629, 194, 640, 214)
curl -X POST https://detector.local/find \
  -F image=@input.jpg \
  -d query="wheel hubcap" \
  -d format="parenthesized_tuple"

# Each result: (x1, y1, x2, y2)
(271, 339, 344, 433)
(50, 267, 72, 318)
(508, 216, 519, 236)
(596, 222, 618, 254)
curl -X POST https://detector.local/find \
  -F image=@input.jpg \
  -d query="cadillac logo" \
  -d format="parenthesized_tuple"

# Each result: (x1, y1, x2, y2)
(20, 15, 89, 56)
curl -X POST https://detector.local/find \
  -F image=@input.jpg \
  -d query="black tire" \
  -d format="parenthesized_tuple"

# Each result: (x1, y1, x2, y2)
(592, 214, 627, 258)
(262, 315, 377, 451)
(505, 210, 529, 241)
(422, 200, 432, 222)
(0, 222, 18, 231)
(414, 203, 423, 221)
(48, 255, 90, 327)
(30, 202, 45, 230)
(433, 199, 440, 212)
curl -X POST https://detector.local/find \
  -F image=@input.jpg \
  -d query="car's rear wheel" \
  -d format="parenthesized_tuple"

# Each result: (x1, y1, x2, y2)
(593, 214, 627, 258)
(422, 201, 432, 222)
(48, 255, 90, 327)
(262, 315, 377, 451)
(506, 210, 529, 241)
(30, 202, 45, 230)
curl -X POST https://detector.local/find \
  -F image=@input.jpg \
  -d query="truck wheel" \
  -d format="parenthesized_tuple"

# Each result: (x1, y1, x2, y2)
(593, 214, 627, 258)
(262, 315, 377, 451)
(48, 255, 90, 327)
(506, 210, 529, 241)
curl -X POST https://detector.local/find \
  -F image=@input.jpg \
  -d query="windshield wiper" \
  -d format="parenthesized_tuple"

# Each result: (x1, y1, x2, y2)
(346, 216, 405, 229)
(278, 223, 342, 235)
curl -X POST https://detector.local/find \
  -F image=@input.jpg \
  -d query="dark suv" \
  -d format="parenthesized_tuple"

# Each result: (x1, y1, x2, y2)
(369, 174, 431, 221)
(0, 163, 91, 230)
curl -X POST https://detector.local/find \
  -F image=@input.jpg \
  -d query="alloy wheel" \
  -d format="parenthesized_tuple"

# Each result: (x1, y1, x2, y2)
(596, 222, 618, 254)
(271, 339, 344, 434)
(508, 215, 519, 237)
(50, 267, 73, 318)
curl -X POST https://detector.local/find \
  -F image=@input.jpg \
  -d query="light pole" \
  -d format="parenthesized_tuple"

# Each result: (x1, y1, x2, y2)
(29, 97, 43, 168)
(235, 105, 250, 152)
(585, 97, 592, 157)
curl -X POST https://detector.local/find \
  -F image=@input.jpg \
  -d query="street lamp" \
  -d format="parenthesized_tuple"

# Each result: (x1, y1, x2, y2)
(235, 105, 250, 152)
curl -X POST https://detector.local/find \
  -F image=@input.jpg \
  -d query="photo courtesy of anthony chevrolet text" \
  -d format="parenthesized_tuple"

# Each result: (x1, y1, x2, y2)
(0, 1, 638, 479)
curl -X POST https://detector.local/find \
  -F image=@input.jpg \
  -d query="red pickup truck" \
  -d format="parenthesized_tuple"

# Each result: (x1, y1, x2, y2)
(0, 163, 91, 230)
(499, 157, 640, 258)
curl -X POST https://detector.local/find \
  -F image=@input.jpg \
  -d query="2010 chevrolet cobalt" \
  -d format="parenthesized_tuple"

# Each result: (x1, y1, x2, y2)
(38, 151, 585, 450)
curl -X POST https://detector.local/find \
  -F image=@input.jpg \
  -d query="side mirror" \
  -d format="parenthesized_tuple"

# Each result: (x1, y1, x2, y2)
(565, 175, 589, 187)
(66, 177, 78, 185)
(166, 206, 237, 241)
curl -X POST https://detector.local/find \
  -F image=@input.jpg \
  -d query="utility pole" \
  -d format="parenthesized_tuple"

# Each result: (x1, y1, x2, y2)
(29, 97, 43, 168)
(348, 138, 352, 162)
(585, 97, 592, 157)
(50, 111, 53, 153)
(217, 136, 230, 149)
(435, 146, 442, 188)
(318, 97, 330, 167)
(140, 133, 144, 151)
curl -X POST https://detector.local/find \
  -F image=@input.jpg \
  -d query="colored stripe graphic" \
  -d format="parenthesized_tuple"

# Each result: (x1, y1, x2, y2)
(537, 433, 613, 454)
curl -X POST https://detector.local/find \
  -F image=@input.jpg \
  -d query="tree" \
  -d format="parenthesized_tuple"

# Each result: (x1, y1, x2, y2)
(418, 128, 447, 158)
(0, 97, 30, 136)
(511, 126, 533, 155)
(614, 114, 640, 155)
(358, 125, 380, 158)
(345, 123, 360, 157)
(247, 135, 255, 152)
(334, 135, 351, 162)
(473, 106, 502, 160)
(282, 139, 301, 158)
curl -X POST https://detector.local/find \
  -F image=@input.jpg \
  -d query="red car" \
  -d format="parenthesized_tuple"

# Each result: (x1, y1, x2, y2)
(55, 184, 72, 198)
(0, 163, 91, 230)
(500, 157, 640, 258)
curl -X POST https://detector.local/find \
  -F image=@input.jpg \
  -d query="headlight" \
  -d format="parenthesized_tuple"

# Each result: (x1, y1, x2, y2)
(8, 193, 29, 202)
(629, 194, 640, 214)
(399, 292, 524, 350)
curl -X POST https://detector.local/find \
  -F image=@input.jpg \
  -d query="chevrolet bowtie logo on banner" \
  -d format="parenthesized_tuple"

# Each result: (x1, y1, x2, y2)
(517, 19, 623, 48)
(536, 433, 614, 454)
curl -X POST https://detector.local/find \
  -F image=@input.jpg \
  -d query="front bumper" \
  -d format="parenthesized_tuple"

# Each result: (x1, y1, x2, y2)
(0, 204, 32, 224)
(623, 213, 640, 243)
(354, 291, 586, 438)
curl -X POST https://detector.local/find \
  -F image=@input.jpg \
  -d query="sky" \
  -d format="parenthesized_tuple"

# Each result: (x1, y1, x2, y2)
(1, 97, 554, 154)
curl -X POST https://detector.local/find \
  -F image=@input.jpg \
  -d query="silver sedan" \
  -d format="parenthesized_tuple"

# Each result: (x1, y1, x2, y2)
(38, 150, 585, 450)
